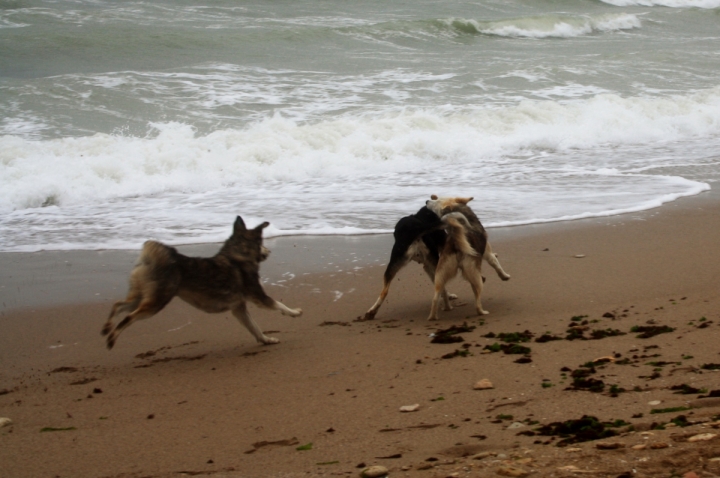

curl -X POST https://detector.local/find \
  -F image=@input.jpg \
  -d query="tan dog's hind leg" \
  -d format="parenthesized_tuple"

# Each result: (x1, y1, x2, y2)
(483, 243, 511, 281)
(421, 262, 453, 311)
(463, 259, 489, 316)
(232, 302, 279, 345)
(428, 255, 458, 321)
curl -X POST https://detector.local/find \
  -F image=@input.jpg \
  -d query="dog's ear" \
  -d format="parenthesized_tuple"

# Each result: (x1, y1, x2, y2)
(234, 216, 247, 233)
(430, 194, 438, 200)
(254, 221, 270, 232)
(457, 197, 474, 205)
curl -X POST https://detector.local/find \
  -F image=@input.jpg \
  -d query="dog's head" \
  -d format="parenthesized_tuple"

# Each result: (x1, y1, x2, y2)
(222, 215, 271, 263)
(425, 195, 474, 217)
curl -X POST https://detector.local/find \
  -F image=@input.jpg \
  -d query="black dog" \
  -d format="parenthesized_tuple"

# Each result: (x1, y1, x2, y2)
(363, 206, 452, 320)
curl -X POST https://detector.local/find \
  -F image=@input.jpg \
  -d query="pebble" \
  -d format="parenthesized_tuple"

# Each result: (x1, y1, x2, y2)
(0, 418, 12, 428)
(565, 448, 582, 453)
(470, 452, 494, 460)
(507, 422, 525, 430)
(360, 465, 389, 478)
(683, 472, 700, 478)
(648, 400, 662, 406)
(688, 433, 717, 442)
(574, 254, 586, 258)
(473, 379, 494, 390)
(496, 466, 529, 477)
(399, 404, 420, 413)
(632, 444, 647, 450)
(650, 442, 670, 449)
(596, 442, 626, 450)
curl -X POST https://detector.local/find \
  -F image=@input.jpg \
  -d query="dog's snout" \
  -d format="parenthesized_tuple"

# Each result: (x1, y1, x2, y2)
(425, 200, 430, 205)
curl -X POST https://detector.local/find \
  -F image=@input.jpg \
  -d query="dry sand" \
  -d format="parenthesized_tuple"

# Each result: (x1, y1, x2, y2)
(1, 191, 720, 478)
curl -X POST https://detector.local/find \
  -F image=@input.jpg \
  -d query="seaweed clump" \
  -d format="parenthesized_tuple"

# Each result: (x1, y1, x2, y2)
(532, 415, 628, 447)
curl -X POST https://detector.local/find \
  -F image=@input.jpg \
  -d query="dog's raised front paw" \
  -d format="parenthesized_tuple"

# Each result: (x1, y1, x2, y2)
(286, 308, 302, 317)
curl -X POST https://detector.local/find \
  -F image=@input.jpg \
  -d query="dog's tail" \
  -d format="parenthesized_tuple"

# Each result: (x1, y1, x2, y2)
(442, 212, 478, 257)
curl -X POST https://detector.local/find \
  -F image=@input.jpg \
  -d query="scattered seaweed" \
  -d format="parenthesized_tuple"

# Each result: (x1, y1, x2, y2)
(631, 325, 675, 338)
(533, 415, 628, 447)
(431, 322, 475, 344)
(535, 333, 563, 343)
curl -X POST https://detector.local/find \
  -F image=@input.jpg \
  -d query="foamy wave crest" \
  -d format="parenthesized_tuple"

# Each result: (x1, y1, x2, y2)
(443, 13, 641, 38)
(2, 86, 719, 215)
(599, 0, 720, 7)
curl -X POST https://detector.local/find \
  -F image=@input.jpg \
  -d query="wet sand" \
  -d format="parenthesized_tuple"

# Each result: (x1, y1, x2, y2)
(1, 191, 720, 478)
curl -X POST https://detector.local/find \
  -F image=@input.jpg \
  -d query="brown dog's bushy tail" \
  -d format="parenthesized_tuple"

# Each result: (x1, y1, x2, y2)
(442, 212, 478, 257)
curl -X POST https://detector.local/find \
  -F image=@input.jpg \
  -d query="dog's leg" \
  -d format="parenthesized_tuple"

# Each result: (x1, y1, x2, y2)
(246, 285, 303, 318)
(232, 302, 279, 345)
(102, 298, 138, 337)
(463, 261, 489, 316)
(106, 299, 168, 350)
(421, 262, 453, 311)
(483, 243, 510, 281)
(428, 255, 458, 321)
(364, 252, 411, 320)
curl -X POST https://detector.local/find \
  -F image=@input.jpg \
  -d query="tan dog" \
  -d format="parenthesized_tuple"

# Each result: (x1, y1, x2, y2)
(102, 216, 302, 350)
(424, 196, 510, 320)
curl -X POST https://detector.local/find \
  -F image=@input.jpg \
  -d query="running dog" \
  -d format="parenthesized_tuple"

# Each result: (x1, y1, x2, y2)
(425, 196, 510, 321)
(101, 216, 302, 350)
(362, 204, 454, 321)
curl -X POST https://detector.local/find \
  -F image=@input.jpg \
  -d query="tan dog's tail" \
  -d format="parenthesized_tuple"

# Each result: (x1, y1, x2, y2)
(442, 213, 478, 257)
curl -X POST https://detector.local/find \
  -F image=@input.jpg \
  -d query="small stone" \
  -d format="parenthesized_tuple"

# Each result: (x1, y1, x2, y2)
(687, 433, 717, 442)
(360, 465, 389, 478)
(399, 404, 420, 412)
(507, 422, 525, 430)
(565, 448, 582, 453)
(649, 442, 669, 449)
(664, 422, 677, 428)
(683, 472, 700, 478)
(648, 400, 662, 406)
(473, 379, 494, 390)
(496, 466, 529, 477)
(447, 473, 460, 478)
(596, 442, 626, 450)
(401, 466, 411, 471)
(557, 466, 579, 471)
(574, 254, 586, 258)
(416, 463, 434, 470)
(709, 457, 720, 462)
(0, 418, 12, 428)
(470, 452, 493, 460)
(632, 444, 647, 450)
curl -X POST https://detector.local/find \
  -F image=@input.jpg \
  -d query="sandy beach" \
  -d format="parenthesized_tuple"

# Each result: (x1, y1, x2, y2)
(2, 191, 720, 478)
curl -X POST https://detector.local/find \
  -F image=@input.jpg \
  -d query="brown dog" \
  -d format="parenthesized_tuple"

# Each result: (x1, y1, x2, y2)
(425, 197, 510, 320)
(101, 216, 302, 350)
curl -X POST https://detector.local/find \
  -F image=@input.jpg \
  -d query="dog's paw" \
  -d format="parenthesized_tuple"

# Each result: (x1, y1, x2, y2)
(101, 323, 112, 336)
(427, 316, 439, 321)
(501, 274, 511, 281)
(362, 310, 377, 321)
(106, 335, 116, 350)
(261, 336, 280, 345)
(286, 308, 302, 317)
(477, 309, 490, 316)
(448, 293, 458, 300)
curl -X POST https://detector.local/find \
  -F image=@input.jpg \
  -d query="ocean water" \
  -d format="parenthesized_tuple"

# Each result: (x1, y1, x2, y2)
(1, 0, 719, 252)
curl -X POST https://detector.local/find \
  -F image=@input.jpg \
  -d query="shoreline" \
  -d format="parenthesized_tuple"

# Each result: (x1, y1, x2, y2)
(2, 187, 720, 477)
(1, 187, 717, 312)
